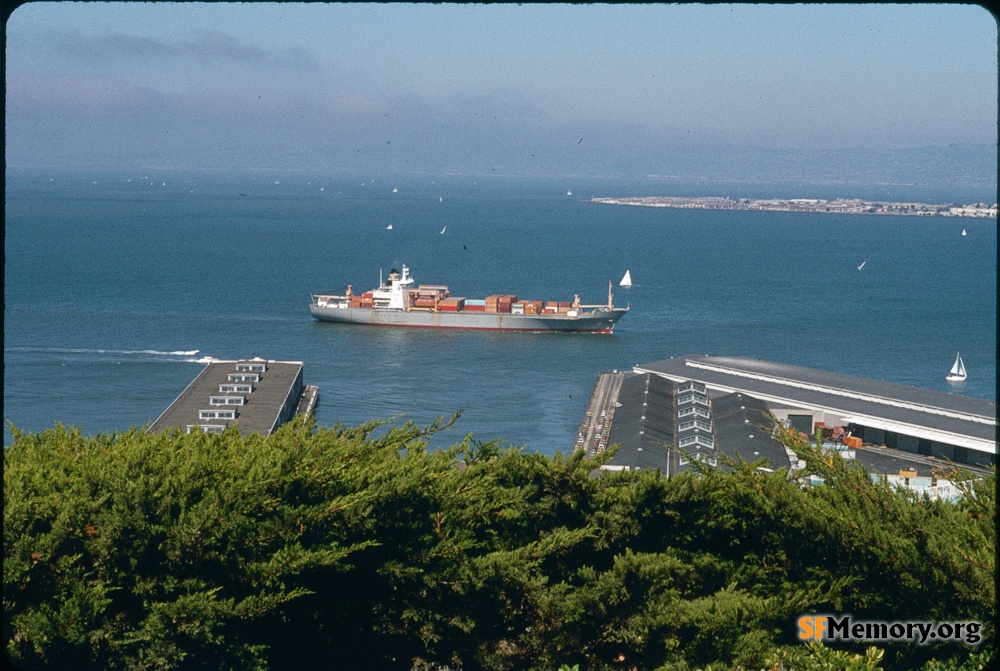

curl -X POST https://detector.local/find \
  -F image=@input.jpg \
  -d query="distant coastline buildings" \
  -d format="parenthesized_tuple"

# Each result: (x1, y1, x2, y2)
(592, 196, 998, 218)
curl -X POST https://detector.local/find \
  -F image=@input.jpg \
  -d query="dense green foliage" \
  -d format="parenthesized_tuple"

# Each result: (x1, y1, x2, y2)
(4, 419, 994, 670)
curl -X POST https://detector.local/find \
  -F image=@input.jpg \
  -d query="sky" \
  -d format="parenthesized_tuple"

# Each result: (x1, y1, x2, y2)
(4, 2, 998, 178)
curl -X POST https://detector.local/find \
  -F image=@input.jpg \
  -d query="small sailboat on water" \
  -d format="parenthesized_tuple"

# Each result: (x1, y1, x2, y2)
(946, 352, 967, 382)
(440, 226, 447, 235)
(962, 228, 967, 236)
(857, 261, 866, 270)
(620, 269, 633, 287)
(386, 224, 393, 230)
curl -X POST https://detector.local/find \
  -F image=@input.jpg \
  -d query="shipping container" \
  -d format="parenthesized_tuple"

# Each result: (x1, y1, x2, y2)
(463, 304, 485, 312)
(465, 299, 486, 306)
(558, 302, 571, 308)
(497, 304, 511, 313)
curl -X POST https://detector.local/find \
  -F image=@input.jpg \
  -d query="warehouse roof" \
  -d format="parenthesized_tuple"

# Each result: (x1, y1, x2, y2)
(634, 355, 996, 454)
(150, 358, 304, 437)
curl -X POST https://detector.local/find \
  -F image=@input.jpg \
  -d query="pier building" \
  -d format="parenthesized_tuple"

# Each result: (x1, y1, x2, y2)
(150, 358, 316, 437)
(577, 355, 995, 484)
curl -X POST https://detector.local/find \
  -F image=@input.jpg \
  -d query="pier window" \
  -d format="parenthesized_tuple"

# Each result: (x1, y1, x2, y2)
(186, 424, 225, 434)
(219, 384, 254, 394)
(677, 406, 710, 419)
(679, 434, 715, 449)
(228, 373, 260, 383)
(678, 419, 712, 433)
(677, 393, 708, 406)
(210, 396, 246, 406)
(677, 382, 707, 395)
(199, 409, 237, 420)
(679, 453, 717, 467)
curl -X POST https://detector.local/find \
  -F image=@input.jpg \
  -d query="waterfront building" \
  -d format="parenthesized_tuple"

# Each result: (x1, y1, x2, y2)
(150, 358, 316, 436)
(579, 355, 995, 483)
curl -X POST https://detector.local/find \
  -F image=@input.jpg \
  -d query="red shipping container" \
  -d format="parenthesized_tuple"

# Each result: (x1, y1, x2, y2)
(463, 304, 485, 312)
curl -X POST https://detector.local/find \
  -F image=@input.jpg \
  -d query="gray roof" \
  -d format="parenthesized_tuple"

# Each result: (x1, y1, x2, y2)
(635, 355, 996, 453)
(710, 392, 791, 469)
(150, 359, 304, 437)
(602, 374, 792, 474)
(603, 373, 674, 472)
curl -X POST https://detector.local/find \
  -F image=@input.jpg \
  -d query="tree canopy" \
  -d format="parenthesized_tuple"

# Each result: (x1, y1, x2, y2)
(4, 418, 994, 670)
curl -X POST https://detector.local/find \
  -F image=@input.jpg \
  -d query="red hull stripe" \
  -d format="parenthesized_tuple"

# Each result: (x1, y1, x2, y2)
(315, 321, 614, 334)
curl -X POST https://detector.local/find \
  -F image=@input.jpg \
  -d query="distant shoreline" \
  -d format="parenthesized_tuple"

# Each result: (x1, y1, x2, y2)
(591, 196, 998, 218)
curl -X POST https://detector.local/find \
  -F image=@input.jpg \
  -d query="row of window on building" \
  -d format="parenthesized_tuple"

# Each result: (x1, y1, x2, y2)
(676, 382, 716, 455)
(185, 361, 268, 435)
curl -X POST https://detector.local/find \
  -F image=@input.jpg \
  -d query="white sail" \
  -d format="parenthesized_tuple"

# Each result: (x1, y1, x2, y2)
(620, 270, 632, 287)
(440, 226, 446, 234)
(962, 229, 967, 236)
(946, 352, 967, 382)
(857, 261, 866, 270)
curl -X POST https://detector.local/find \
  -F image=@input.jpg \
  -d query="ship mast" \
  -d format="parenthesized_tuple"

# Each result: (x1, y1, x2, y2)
(608, 281, 613, 309)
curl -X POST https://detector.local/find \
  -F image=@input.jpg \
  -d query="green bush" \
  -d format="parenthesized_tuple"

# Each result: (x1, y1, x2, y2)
(4, 420, 993, 670)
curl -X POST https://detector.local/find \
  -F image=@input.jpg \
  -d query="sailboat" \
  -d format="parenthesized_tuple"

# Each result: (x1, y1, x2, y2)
(386, 224, 393, 230)
(567, 190, 573, 196)
(619, 270, 633, 287)
(946, 352, 967, 382)
(857, 261, 866, 270)
(440, 226, 447, 235)
(962, 229, 967, 236)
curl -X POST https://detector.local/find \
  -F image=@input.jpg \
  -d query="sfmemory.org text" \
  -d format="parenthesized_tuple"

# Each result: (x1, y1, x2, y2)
(798, 615, 982, 646)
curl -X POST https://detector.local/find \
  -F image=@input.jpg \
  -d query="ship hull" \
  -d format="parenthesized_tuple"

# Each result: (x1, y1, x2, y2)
(309, 305, 627, 333)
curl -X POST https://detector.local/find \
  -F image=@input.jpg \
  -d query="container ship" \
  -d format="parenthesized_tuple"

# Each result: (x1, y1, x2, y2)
(310, 265, 628, 333)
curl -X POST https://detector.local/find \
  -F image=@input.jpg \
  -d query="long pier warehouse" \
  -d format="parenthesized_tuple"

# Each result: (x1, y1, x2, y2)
(150, 358, 317, 436)
(576, 354, 995, 485)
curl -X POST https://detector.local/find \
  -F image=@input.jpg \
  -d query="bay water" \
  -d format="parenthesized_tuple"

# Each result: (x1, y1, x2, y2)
(5, 169, 996, 452)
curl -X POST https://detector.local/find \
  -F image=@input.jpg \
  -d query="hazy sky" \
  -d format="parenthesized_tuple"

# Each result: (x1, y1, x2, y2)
(5, 2, 998, 175)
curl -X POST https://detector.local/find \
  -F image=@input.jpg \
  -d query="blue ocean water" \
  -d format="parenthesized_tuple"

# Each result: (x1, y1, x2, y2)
(5, 169, 996, 452)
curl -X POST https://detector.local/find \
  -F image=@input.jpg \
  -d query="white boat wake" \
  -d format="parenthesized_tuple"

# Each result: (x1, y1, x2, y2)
(6, 347, 199, 357)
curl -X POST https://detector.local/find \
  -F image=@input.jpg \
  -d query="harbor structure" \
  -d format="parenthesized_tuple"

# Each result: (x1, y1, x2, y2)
(150, 358, 315, 437)
(577, 355, 995, 485)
